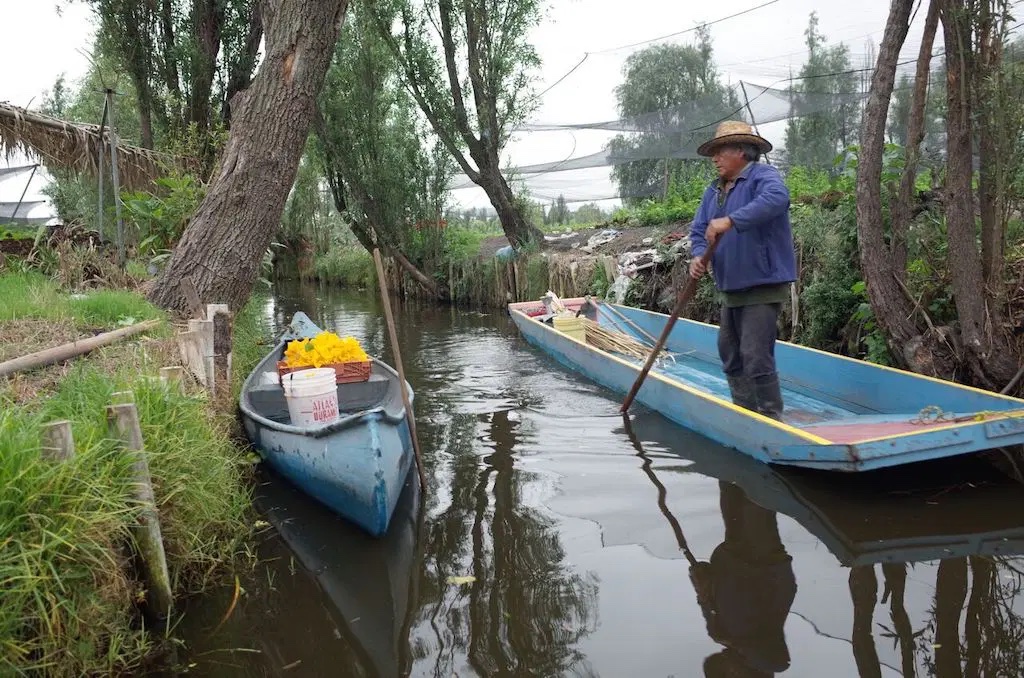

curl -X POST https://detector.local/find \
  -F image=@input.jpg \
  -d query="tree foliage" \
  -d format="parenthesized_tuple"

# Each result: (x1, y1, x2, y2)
(609, 27, 739, 204)
(369, 0, 545, 249)
(784, 12, 860, 170)
(315, 3, 453, 296)
(72, 0, 263, 163)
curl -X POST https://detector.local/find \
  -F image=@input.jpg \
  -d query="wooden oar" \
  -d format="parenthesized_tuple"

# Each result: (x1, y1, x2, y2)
(620, 412, 700, 567)
(621, 241, 717, 413)
(373, 248, 427, 495)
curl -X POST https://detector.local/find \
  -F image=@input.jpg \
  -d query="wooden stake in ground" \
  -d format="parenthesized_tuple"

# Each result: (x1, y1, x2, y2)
(159, 366, 185, 393)
(372, 248, 427, 495)
(208, 304, 233, 402)
(40, 420, 75, 462)
(107, 402, 173, 622)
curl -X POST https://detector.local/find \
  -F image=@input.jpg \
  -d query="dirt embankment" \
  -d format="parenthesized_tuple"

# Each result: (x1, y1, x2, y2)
(477, 222, 692, 260)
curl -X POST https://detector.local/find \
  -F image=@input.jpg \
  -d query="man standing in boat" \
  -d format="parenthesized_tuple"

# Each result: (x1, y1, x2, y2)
(688, 121, 797, 421)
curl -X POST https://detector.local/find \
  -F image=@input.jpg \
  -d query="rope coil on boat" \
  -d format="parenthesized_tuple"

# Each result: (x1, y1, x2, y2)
(910, 406, 1024, 425)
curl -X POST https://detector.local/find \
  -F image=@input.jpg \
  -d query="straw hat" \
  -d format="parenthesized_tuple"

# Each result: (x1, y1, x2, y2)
(697, 120, 773, 157)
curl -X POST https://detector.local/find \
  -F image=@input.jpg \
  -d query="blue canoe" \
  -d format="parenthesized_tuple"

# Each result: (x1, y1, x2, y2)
(239, 311, 415, 536)
(508, 297, 1024, 472)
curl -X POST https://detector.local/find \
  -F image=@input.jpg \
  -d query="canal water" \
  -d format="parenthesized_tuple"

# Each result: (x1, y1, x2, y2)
(175, 279, 1024, 677)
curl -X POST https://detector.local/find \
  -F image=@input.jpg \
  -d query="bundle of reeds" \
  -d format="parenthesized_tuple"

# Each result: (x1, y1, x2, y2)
(581, 317, 657, 361)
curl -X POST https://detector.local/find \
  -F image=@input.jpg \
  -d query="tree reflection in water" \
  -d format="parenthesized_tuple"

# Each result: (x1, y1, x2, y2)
(408, 406, 600, 676)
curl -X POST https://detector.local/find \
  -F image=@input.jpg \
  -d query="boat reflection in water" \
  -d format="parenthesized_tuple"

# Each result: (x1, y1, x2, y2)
(251, 465, 422, 678)
(619, 411, 1024, 677)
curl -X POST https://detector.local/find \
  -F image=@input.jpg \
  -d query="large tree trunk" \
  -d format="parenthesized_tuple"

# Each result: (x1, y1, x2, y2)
(186, 0, 226, 135)
(147, 0, 350, 313)
(975, 1, 1013, 307)
(856, 0, 926, 366)
(939, 0, 1019, 386)
(475, 162, 542, 250)
(890, 0, 939, 275)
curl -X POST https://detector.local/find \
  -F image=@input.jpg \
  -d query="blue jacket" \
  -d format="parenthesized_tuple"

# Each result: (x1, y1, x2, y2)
(689, 162, 797, 293)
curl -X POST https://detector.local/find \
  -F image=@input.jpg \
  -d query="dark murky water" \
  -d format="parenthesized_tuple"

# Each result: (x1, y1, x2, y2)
(175, 279, 1024, 677)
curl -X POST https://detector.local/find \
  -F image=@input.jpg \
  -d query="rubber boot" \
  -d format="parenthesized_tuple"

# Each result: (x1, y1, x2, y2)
(753, 373, 785, 421)
(726, 375, 757, 411)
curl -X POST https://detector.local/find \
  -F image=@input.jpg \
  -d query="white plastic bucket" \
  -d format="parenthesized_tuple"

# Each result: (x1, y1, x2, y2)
(282, 368, 339, 426)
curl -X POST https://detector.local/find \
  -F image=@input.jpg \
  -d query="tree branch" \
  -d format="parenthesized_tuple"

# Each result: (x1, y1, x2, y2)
(890, 0, 939, 275)
(437, 0, 482, 154)
(370, 6, 481, 182)
(463, 0, 498, 156)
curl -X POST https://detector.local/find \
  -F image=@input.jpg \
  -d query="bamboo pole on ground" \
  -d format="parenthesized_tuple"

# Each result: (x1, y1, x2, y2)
(373, 248, 427, 496)
(0, 319, 161, 378)
(107, 402, 173, 621)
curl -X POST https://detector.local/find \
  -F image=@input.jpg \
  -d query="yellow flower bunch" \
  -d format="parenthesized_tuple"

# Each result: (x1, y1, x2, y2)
(283, 331, 370, 368)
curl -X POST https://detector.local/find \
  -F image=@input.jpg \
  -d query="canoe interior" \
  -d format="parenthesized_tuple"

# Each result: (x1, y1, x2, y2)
(510, 298, 1024, 447)
(243, 334, 405, 428)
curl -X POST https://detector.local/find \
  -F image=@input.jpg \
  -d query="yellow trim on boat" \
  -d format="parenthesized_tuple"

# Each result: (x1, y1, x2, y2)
(511, 308, 833, 446)
(606, 302, 1024, 405)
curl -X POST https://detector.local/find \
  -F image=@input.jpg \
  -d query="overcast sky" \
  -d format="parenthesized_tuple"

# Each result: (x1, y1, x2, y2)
(0, 0, 937, 212)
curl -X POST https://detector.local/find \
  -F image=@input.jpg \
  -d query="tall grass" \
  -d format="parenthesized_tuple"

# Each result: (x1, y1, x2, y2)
(0, 273, 253, 676)
(313, 248, 376, 288)
(0, 271, 166, 328)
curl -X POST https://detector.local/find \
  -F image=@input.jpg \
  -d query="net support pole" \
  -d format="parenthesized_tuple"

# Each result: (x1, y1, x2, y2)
(105, 89, 126, 268)
(740, 81, 771, 166)
(97, 98, 108, 243)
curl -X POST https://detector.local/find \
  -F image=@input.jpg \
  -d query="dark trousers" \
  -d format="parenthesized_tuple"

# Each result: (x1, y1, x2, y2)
(717, 303, 785, 419)
(717, 303, 781, 379)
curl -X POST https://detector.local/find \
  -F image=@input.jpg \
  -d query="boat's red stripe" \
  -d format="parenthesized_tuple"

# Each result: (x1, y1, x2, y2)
(801, 420, 953, 444)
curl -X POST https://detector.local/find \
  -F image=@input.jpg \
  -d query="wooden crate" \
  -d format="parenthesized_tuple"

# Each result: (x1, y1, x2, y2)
(277, 360, 372, 384)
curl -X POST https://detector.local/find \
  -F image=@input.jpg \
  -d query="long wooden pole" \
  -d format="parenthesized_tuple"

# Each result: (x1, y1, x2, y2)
(0, 319, 161, 378)
(601, 301, 658, 346)
(621, 242, 717, 413)
(373, 248, 427, 495)
(105, 89, 126, 268)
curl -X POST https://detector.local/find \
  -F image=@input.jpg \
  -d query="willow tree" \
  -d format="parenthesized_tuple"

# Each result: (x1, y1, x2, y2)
(369, 0, 544, 249)
(858, 0, 1023, 389)
(785, 12, 860, 170)
(147, 0, 350, 313)
(315, 4, 453, 299)
(936, 0, 1021, 386)
(609, 27, 739, 203)
(78, 0, 263, 157)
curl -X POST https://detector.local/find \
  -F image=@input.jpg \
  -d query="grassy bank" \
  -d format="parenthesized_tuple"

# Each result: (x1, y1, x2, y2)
(0, 271, 259, 676)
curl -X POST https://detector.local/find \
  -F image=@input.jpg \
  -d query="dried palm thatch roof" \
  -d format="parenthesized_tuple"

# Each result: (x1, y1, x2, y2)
(0, 102, 186, 190)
